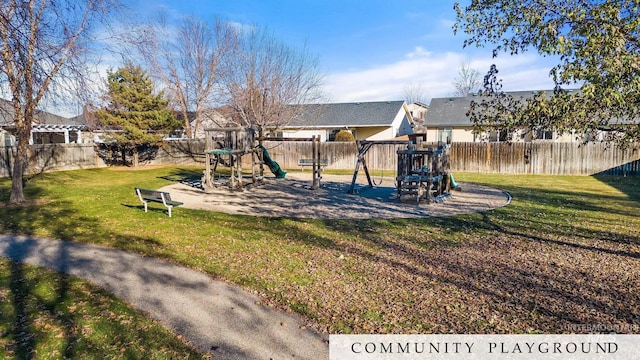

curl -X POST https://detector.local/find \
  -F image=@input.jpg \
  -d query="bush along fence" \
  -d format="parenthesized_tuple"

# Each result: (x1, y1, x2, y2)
(1, 140, 639, 177)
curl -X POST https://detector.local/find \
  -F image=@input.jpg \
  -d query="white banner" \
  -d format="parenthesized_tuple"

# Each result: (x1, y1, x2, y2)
(330, 334, 640, 360)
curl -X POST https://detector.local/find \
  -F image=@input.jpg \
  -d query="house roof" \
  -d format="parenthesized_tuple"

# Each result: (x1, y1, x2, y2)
(0, 98, 84, 127)
(427, 97, 474, 127)
(286, 100, 407, 128)
(427, 90, 563, 127)
(424, 89, 640, 128)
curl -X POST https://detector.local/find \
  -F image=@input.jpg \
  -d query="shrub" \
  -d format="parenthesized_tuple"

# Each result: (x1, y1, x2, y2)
(334, 130, 355, 142)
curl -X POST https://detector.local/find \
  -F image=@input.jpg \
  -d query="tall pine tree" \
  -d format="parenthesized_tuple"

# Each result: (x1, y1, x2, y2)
(96, 63, 178, 166)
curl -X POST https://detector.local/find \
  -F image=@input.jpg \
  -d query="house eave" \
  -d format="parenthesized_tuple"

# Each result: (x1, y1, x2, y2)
(284, 124, 392, 129)
(2, 124, 88, 131)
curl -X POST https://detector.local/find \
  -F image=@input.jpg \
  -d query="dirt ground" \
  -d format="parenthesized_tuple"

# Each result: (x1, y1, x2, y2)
(159, 172, 511, 219)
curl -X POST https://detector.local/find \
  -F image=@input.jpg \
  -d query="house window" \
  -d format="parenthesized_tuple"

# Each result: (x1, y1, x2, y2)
(536, 128, 554, 140)
(437, 128, 452, 144)
(32, 132, 49, 144)
(489, 129, 509, 142)
(328, 129, 340, 141)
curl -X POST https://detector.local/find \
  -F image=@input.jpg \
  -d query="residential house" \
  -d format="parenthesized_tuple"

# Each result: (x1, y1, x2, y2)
(280, 100, 415, 141)
(426, 90, 581, 143)
(406, 102, 428, 133)
(0, 99, 88, 146)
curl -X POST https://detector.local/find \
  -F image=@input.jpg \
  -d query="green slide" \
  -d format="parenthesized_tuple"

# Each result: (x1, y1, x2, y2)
(259, 145, 286, 178)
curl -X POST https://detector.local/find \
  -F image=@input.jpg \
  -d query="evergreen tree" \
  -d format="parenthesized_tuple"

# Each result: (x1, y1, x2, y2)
(96, 63, 178, 166)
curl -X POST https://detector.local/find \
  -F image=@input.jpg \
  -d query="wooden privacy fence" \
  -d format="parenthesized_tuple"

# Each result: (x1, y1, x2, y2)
(449, 142, 640, 175)
(0, 144, 107, 177)
(260, 141, 640, 176)
(1, 141, 639, 177)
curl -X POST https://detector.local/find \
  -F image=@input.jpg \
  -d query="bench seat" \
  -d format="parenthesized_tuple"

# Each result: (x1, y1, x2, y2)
(298, 158, 328, 170)
(135, 188, 183, 217)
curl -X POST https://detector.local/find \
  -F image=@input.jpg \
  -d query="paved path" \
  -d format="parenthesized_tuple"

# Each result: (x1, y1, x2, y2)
(0, 234, 329, 359)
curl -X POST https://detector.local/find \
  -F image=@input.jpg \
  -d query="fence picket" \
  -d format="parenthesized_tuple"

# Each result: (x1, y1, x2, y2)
(1, 141, 639, 177)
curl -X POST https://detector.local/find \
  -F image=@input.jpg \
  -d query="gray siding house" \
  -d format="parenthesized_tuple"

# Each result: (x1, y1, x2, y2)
(426, 90, 581, 143)
(281, 100, 415, 141)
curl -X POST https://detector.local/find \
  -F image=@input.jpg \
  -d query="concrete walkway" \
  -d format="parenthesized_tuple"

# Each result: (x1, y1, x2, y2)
(0, 234, 329, 359)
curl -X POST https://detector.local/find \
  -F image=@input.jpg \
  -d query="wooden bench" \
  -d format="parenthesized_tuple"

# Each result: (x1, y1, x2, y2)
(298, 158, 328, 170)
(135, 188, 183, 217)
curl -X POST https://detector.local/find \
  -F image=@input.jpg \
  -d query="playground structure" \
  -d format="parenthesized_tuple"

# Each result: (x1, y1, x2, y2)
(202, 127, 323, 191)
(348, 136, 456, 203)
(396, 143, 453, 203)
(202, 127, 266, 191)
(262, 136, 323, 190)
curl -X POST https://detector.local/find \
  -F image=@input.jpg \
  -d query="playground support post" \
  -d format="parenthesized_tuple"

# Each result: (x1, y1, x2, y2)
(312, 135, 322, 189)
(256, 127, 265, 185)
(204, 152, 212, 189)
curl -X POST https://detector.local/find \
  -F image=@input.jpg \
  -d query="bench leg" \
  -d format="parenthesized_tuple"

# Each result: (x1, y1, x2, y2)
(167, 206, 172, 217)
(143, 201, 148, 213)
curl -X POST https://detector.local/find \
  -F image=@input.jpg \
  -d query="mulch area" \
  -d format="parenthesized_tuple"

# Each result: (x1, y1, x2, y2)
(160, 173, 511, 219)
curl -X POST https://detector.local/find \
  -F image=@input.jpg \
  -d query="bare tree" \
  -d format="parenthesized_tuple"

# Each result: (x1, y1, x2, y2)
(453, 61, 481, 97)
(135, 17, 234, 139)
(403, 83, 427, 104)
(0, 0, 119, 204)
(218, 26, 324, 131)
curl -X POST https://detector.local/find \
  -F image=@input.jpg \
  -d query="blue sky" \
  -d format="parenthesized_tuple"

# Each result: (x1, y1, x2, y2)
(124, 0, 558, 104)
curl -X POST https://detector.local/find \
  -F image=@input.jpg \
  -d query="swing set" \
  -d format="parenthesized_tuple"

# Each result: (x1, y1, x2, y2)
(347, 136, 455, 203)
(347, 139, 410, 194)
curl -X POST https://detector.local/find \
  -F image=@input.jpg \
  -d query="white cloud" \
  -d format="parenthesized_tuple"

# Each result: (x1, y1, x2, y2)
(406, 46, 430, 59)
(323, 47, 558, 104)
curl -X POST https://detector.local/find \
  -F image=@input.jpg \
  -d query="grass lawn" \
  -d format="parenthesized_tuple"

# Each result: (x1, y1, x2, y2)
(0, 166, 638, 347)
(0, 257, 203, 359)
